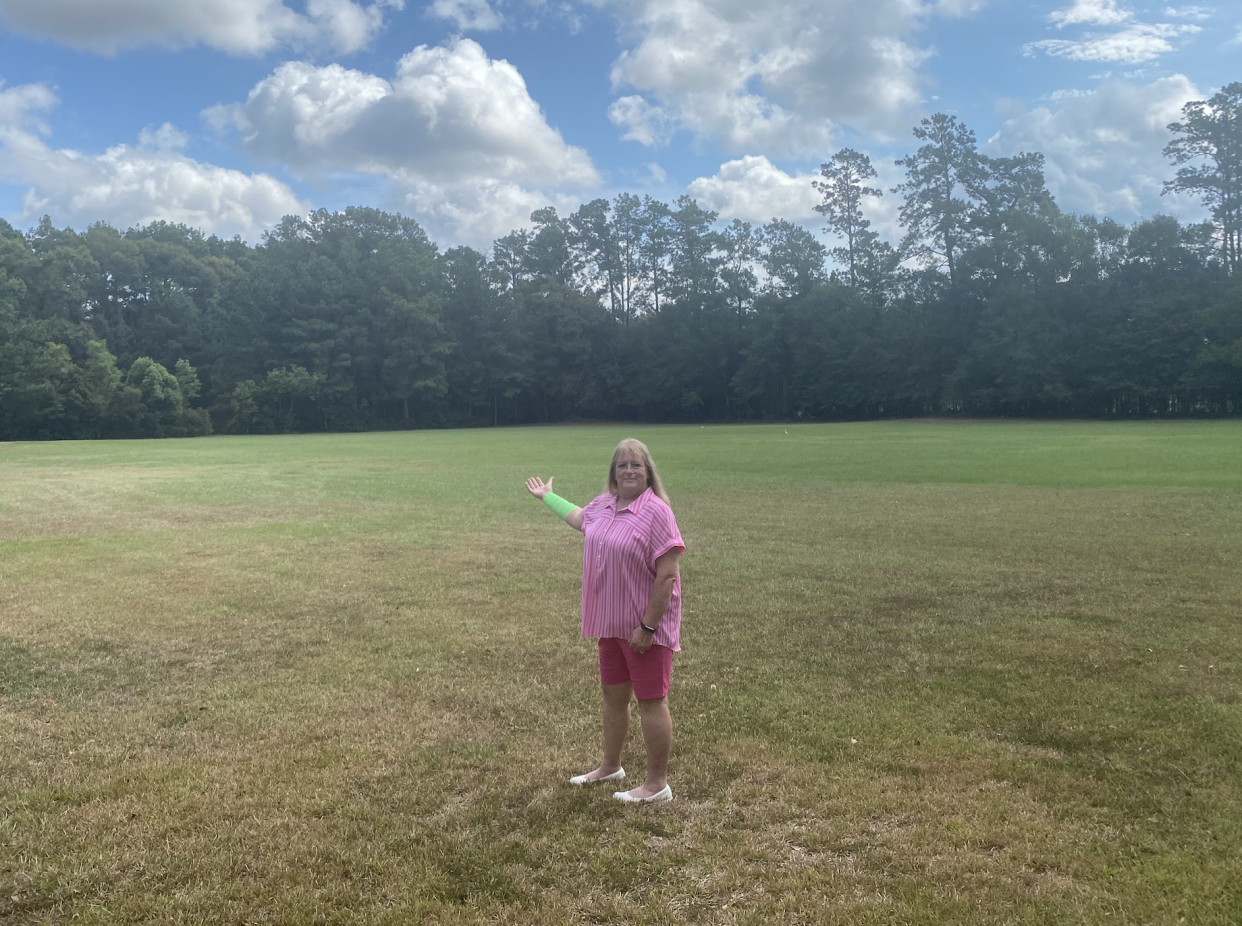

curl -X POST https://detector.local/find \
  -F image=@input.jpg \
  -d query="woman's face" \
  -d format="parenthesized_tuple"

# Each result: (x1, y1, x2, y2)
(614, 450, 648, 497)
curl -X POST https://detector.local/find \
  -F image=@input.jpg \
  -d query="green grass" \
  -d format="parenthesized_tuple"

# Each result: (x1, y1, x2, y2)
(2, 421, 1240, 924)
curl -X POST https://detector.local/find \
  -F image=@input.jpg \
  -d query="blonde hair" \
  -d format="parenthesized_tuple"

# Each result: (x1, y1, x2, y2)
(606, 438, 671, 505)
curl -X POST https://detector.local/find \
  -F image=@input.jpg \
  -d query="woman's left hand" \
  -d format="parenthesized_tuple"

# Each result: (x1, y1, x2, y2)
(629, 625, 654, 654)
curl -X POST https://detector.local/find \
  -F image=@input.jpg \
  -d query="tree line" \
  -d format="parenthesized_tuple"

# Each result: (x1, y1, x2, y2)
(2, 84, 1240, 439)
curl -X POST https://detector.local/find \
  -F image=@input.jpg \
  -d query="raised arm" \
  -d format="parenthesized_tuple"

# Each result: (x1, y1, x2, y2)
(525, 476, 585, 532)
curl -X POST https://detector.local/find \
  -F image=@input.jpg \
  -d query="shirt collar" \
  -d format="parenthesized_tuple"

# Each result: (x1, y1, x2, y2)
(614, 486, 652, 514)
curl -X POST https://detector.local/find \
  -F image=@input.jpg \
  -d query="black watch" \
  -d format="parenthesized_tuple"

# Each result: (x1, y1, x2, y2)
(639, 622, 657, 634)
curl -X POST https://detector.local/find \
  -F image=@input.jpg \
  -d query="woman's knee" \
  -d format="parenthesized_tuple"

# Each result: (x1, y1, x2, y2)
(636, 695, 669, 715)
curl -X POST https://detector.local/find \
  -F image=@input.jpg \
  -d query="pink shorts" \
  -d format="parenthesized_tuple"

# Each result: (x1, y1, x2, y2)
(598, 637, 673, 700)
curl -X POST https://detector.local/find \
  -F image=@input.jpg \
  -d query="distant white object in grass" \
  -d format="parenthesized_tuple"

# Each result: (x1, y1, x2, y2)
(850, 738, 857, 744)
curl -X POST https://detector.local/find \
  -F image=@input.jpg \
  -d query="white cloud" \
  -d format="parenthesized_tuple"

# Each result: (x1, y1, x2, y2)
(1025, 22, 1200, 63)
(688, 153, 905, 242)
(1049, 0, 1132, 29)
(1045, 88, 1094, 101)
(599, 0, 948, 157)
(205, 38, 599, 244)
(210, 38, 598, 185)
(686, 156, 819, 223)
(0, 82, 307, 240)
(137, 123, 190, 150)
(0, 80, 55, 128)
(1162, 5, 1211, 20)
(986, 75, 1206, 222)
(1030, 2, 1202, 65)
(394, 178, 586, 249)
(205, 64, 391, 164)
(0, 0, 401, 56)
(310, 0, 402, 52)
(608, 95, 676, 147)
(933, 0, 989, 14)
(427, 0, 503, 30)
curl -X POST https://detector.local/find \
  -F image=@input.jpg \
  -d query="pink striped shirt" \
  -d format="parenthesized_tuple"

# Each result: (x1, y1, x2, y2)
(579, 487, 686, 651)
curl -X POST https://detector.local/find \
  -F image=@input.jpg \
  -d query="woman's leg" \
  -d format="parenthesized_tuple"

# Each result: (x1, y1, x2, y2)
(575, 681, 632, 781)
(578, 639, 634, 782)
(630, 696, 672, 798)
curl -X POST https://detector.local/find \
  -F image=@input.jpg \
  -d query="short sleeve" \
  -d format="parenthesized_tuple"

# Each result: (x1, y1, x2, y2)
(646, 500, 685, 566)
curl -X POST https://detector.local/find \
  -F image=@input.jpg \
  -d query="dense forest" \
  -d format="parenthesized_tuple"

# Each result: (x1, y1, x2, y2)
(2, 86, 1240, 439)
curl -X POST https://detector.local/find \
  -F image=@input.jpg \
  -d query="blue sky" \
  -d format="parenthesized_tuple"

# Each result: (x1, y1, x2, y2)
(0, 0, 1237, 249)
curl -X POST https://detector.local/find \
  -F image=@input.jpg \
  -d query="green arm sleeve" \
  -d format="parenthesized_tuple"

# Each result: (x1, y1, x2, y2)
(543, 492, 578, 521)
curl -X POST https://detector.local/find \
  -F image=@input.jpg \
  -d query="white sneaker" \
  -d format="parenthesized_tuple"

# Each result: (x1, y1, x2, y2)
(613, 785, 673, 804)
(569, 767, 625, 786)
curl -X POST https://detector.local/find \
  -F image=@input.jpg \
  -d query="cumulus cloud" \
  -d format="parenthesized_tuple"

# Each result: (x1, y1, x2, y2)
(686, 156, 819, 223)
(0, 80, 55, 128)
(427, 0, 502, 30)
(0, 0, 401, 56)
(685, 153, 904, 244)
(208, 38, 598, 185)
(986, 75, 1206, 222)
(204, 38, 599, 244)
(0, 82, 307, 239)
(607, 95, 677, 147)
(599, 0, 944, 157)
(394, 179, 587, 249)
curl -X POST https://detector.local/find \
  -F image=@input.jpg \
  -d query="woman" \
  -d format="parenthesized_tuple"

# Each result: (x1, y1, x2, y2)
(525, 438, 685, 804)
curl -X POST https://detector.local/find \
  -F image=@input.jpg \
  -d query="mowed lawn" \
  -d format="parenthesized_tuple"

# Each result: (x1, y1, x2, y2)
(1, 421, 1240, 925)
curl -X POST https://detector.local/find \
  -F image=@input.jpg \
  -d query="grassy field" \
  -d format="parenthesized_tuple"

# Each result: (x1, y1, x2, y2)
(1, 421, 1240, 925)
